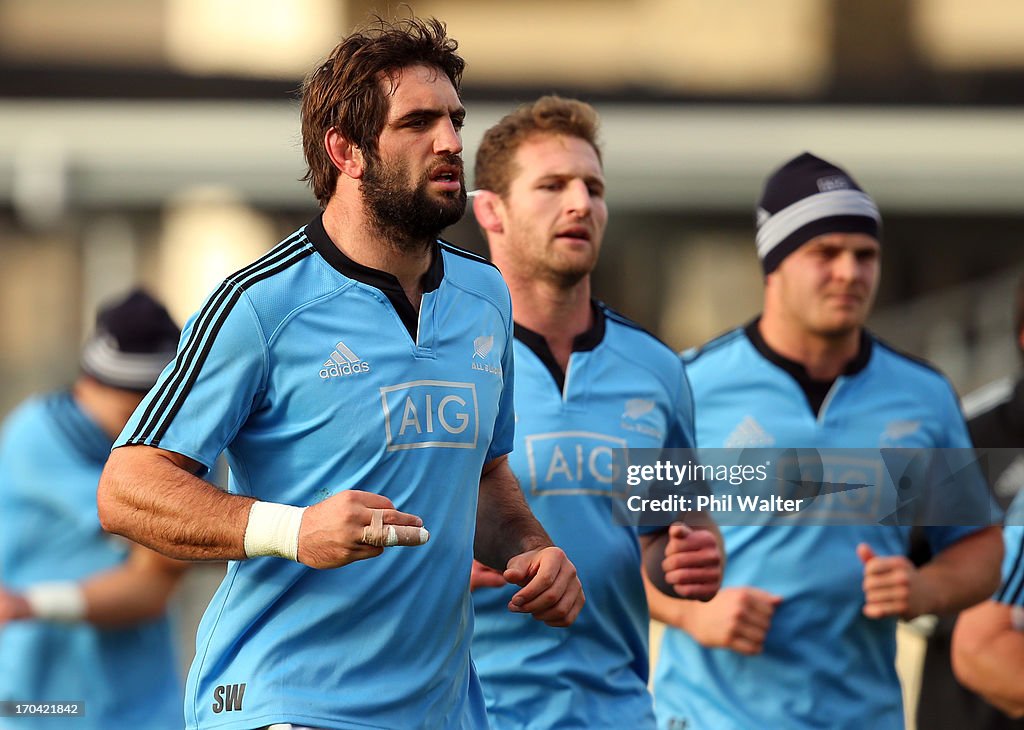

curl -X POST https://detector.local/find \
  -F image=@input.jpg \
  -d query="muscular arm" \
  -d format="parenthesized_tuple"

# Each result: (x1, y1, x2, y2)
(474, 456, 584, 626)
(918, 527, 1003, 614)
(81, 546, 188, 627)
(643, 569, 781, 656)
(639, 515, 770, 656)
(98, 445, 252, 560)
(860, 527, 1002, 620)
(99, 444, 424, 569)
(644, 569, 690, 626)
(0, 545, 187, 628)
(640, 512, 724, 600)
(952, 600, 1024, 717)
(474, 455, 552, 569)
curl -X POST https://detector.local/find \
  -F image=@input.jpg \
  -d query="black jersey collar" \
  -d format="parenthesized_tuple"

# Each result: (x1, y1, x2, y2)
(744, 316, 872, 416)
(514, 301, 606, 392)
(304, 214, 444, 337)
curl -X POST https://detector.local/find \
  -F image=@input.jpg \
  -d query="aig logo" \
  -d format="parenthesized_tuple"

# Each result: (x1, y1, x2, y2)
(771, 452, 884, 522)
(525, 431, 627, 497)
(380, 380, 479, 451)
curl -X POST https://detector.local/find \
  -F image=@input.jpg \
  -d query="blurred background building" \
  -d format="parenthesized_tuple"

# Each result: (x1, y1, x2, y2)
(2, 0, 1024, 411)
(1, 2, 1022, 724)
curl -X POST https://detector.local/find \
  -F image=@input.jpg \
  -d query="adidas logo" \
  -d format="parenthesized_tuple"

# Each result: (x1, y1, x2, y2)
(319, 341, 371, 379)
(724, 416, 775, 448)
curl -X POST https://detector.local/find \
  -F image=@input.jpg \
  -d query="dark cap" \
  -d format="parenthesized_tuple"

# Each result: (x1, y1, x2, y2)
(80, 289, 180, 391)
(756, 152, 881, 275)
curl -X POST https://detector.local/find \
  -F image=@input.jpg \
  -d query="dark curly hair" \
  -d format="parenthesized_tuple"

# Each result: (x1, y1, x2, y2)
(300, 16, 465, 208)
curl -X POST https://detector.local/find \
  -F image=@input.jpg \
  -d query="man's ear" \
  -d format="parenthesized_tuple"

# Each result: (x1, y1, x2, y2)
(325, 128, 365, 180)
(472, 191, 505, 234)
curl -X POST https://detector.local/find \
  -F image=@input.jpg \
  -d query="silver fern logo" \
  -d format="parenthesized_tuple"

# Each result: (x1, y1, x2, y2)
(879, 420, 921, 446)
(621, 399, 662, 440)
(623, 399, 655, 420)
(471, 334, 501, 376)
(473, 335, 494, 359)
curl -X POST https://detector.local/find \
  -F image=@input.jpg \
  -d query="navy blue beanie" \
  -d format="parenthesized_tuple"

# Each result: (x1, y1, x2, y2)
(756, 152, 881, 275)
(80, 289, 180, 391)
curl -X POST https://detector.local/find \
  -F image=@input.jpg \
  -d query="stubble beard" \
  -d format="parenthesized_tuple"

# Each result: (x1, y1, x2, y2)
(507, 222, 596, 290)
(544, 243, 599, 290)
(807, 305, 868, 341)
(361, 154, 467, 255)
(543, 260, 591, 290)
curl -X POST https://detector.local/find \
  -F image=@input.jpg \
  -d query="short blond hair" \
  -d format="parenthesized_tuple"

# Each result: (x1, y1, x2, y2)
(474, 95, 601, 198)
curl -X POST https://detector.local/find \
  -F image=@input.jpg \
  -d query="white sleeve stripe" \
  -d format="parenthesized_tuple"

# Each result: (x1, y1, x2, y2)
(756, 190, 880, 258)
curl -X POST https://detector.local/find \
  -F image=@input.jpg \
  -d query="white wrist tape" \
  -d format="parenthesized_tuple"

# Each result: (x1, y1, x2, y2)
(25, 582, 87, 622)
(243, 501, 306, 561)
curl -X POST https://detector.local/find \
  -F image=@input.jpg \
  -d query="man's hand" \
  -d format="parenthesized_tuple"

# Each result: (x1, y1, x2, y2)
(680, 586, 782, 655)
(502, 547, 584, 627)
(470, 559, 508, 591)
(296, 490, 427, 569)
(0, 586, 32, 625)
(662, 523, 723, 601)
(858, 543, 926, 620)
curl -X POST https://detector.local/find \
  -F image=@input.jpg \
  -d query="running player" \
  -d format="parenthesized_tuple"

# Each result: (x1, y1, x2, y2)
(97, 18, 583, 730)
(470, 95, 723, 729)
(648, 152, 1002, 730)
(0, 290, 186, 730)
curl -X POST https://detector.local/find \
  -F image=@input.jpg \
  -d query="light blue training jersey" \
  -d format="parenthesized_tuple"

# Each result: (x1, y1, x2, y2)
(996, 491, 1024, 607)
(472, 303, 695, 729)
(0, 391, 181, 730)
(115, 216, 515, 730)
(653, 321, 985, 730)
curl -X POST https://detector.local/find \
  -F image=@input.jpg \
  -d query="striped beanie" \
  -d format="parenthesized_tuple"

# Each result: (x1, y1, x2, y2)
(756, 152, 881, 275)
(80, 289, 180, 392)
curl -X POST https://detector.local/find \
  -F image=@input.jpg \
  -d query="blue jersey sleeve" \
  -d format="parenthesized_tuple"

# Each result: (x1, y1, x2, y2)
(997, 525, 1024, 606)
(670, 357, 697, 450)
(939, 380, 974, 449)
(996, 492, 1024, 606)
(637, 359, 697, 537)
(922, 379, 993, 550)
(115, 283, 267, 472)
(485, 288, 515, 463)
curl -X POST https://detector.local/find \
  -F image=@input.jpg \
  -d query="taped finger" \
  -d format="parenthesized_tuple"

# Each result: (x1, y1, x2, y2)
(361, 509, 430, 547)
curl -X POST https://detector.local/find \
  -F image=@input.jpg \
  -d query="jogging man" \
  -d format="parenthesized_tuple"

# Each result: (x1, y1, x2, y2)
(648, 152, 1001, 730)
(470, 95, 722, 729)
(0, 290, 185, 730)
(98, 18, 582, 730)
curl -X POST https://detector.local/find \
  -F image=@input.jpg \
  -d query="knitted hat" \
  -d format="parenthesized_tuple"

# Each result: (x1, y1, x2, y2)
(80, 289, 180, 391)
(756, 152, 881, 275)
